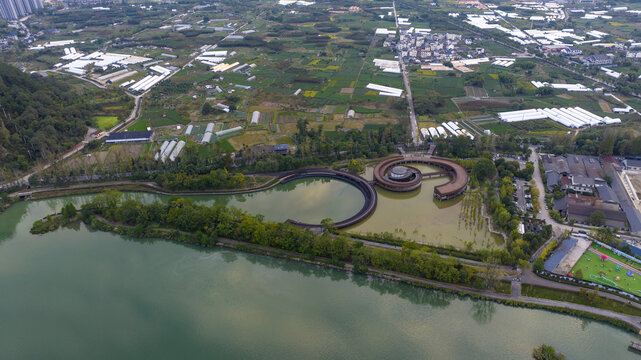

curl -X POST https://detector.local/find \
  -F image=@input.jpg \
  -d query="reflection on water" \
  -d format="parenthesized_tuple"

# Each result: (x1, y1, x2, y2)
(471, 300, 497, 325)
(0, 198, 637, 359)
(6, 166, 503, 250)
(350, 165, 502, 250)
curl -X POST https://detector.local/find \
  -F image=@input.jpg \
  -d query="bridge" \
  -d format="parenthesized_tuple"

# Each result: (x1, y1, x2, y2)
(422, 170, 449, 179)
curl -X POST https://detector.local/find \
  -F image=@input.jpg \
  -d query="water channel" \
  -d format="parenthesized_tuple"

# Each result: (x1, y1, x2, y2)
(30, 173, 497, 249)
(0, 195, 637, 359)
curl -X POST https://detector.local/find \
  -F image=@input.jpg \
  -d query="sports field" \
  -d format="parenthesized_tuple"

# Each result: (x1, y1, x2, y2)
(569, 243, 641, 295)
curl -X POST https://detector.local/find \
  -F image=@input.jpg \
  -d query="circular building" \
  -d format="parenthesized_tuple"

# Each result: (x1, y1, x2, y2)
(373, 156, 469, 199)
(390, 166, 413, 181)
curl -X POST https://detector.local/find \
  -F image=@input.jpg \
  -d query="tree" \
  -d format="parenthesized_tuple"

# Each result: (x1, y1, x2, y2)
(320, 218, 336, 233)
(498, 73, 516, 87)
(480, 256, 501, 290)
(532, 344, 565, 360)
(530, 186, 540, 213)
(202, 102, 213, 115)
(347, 158, 365, 174)
(414, 96, 444, 116)
(0, 63, 108, 177)
(593, 227, 615, 245)
(533, 257, 545, 272)
(296, 119, 309, 139)
(464, 73, 484, 87)
(598, 134, 615, 156)
(61, 202, 77, 220)
(472, 158, 496, 182)
(574, 268, 583, 280)
(536, 86, 554, 96)
(587, 211, 606, 227)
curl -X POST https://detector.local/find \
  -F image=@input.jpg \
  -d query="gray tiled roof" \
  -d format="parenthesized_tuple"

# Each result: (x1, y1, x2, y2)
(571, 175, 594, 187)
(546, 170, 560, 189)
(623, 206, 641, 233)
(596, 185, 619, 204)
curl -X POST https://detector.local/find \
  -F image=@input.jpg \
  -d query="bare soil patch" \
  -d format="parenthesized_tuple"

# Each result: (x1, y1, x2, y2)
(598, 100, 612, 113)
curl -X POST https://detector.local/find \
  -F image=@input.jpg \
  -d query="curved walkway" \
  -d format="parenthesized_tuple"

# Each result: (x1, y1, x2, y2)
(12, 168, 378, 231)
(280, 169, 377, 230)
(373, 155, 469, 199)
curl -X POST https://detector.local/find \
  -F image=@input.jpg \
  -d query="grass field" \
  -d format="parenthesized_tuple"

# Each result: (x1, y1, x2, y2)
(479, 121, 514, 135)
(141, 109, 188, 127)
(128, 120, 150, 132)
(570, 243, 641, 295)
(92, 116, 119, 131)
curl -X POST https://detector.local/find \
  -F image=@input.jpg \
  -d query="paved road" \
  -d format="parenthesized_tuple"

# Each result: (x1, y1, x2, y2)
(393, 1, 418, 145)
(506, 269, 641, 311)
(529, 146, 578, 261)
(530, 147, 573, 233)
(380, 269, 641, 330)
(400, 62, 418, 145)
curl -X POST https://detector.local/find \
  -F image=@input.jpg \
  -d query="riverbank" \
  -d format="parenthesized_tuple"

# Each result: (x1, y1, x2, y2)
(81, 214, 641, 333)
(20, 184, 641, 330)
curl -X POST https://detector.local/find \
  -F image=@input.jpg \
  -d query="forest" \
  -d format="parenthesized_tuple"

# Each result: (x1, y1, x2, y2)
(0, 63, 94, 178)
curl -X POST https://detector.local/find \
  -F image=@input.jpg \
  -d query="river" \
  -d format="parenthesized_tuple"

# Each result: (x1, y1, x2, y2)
(0, 190, 638, 359)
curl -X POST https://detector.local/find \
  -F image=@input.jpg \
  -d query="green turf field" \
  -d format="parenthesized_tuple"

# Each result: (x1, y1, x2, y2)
(128, 120, 150, 132)
(92, 116, 119, 131)
(141, 109, 188, 127)
(570, 243, 641, 295)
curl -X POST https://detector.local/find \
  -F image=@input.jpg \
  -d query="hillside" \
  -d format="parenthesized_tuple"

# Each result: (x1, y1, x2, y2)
(0, 63, 91, 180)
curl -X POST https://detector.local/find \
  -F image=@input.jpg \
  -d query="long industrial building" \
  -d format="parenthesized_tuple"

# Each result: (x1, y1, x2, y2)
(421, 123, 474, 141)
(498, 107, 621, 128)
(105, 131, 153, 144)
(365, 83, 403, 97)
(0, 0, 43, 20)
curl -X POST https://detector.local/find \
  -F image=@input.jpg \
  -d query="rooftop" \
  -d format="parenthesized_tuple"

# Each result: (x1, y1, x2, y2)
(624, 159, 641, 168)
(596, 185, 619, 204)
(105, 131, 153, 141)
(571, 175, 595, 187)
(623, 206, 641, 233)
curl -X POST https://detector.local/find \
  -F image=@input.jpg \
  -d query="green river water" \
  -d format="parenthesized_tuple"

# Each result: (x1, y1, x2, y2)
(0, 179, 638, 359)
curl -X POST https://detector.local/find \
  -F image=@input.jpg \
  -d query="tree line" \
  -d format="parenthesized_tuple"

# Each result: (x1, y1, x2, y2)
(74, 190, 494, 288)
